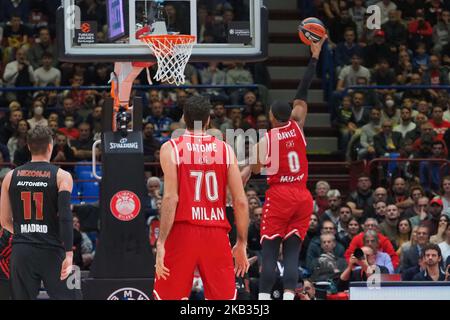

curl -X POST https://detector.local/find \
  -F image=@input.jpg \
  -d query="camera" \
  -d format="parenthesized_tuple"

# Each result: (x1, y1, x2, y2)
(116, 107, 131, 137)
(354, 248, 364, 260)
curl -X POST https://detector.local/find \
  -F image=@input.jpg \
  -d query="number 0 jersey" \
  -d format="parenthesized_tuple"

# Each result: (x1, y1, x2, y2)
(9, 162, 63, 249)
(170, 131, 231, 230)
(265, 120, 308, 187)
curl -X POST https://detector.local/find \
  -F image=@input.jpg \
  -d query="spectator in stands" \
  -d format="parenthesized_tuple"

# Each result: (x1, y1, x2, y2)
(71, 122, 95, 161)
(313, 180, 330, 218)
(391, 177, 413, 211)
(383, 10, 407, 48)
(199, 62, 227, 101)
(51, 131, 76, 163)
(306, 220, 346, 272)
(146, 100, 173, 144)
(342, 217, 362, 248)
(394, 106, 416, 138)
(439, 176, 450, 217)
(373, 119, 404, 158)
(336, 54, 371, 92)
(380, 94, 400, 126)
(371, 59, 396, 87)
(144, 176, 161, 218)
(248, 206, 262, 253)
(433, 10, 450, 54)
(396, 218, 413, 255)
(400, 225, 430, 272)
(323, 0, 345, 22)
(349, 0, 366, 38)
(412, 243, 446, 281)
(328, 8, 357, 44)
(363, 30, 395, 68)
(336, 205, 353, 246)
(33, 52, 60, 87)
(1, 14, 30, 64)
(320, 189, 342, 225)
(424, 55, 449, 98)
(408, 9, 433, 50)
(403, 186, 425, 219)
(3, 48, 36, 103)
(358, 107, 382, 160)
(167, 89, 188, 122)
(73, 215, 94, 269)
(410, 196, 430, 227)
(379, 204, 400, 245)
(334, 28, 362, 71)
(431, 215, 449, 244)
(424, 0, 445, 26)
(248, 196, 261, 216)
(363, 229, 394, 273)
(374, 200, 387, 223)
(338, 246, 389, 291)
(6, 118, 28, 163)
(59, 115, 79, 141)
(58, 97, 83, 128)
(351, 92, 371, 128)
(309, 233, 347, 282)
(335, 96, 357, 152)
(85, 105, 102, 139)
(420, 141, 448, 194)
(438, 223, 450, 261)
(345, 218, 399, 268)
(429, 105, 450, 140)
(376, 0, 397, 25)
(0, 107, 23, 145)
(347, 173, 373, 220)
(27, 27, 56, 69)
(300, 213, 320, 268)
(143, 122, 160, 163)
(27, 99, 48, 129)
(403, 73, 432, 103)
(211, 8, 234, 43)
(225, 62, 254, 105)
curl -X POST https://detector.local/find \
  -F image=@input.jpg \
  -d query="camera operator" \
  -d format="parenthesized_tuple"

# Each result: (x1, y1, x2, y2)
(337, 246, 389, 291)
(295, 279, 316, 301)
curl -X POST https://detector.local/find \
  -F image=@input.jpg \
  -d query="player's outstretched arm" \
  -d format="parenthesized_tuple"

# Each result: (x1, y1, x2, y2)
(0, 171, 14, 234)
(57, 169, 74, 280)
(156, 142, 179, 280)
(227, 146, 250, 277)
(291, 35, 327, 128)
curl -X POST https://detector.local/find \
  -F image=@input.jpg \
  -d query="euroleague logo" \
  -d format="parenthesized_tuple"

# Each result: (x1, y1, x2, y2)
(107, 288, 150, 300)
(110, 190, 141, 221)
(81, 22, 91, 33)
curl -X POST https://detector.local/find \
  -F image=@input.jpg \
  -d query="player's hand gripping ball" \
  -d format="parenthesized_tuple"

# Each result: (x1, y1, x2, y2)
(298, 17, 327, 46)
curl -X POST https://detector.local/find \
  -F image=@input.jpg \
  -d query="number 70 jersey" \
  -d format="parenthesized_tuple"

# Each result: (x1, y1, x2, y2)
(169, 132, 232, 230)
(265, 120, 308, 187)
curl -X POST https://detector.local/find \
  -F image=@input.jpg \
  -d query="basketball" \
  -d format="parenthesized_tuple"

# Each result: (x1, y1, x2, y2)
(298, 17, 327, 45)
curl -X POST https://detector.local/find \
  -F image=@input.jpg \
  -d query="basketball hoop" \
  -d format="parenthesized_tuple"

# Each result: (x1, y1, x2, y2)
(140, 34, 196, 86)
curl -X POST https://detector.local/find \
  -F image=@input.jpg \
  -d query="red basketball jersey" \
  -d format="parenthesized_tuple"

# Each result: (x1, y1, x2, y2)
(170, 131, 231, 230)
(265, 120, 308, 187)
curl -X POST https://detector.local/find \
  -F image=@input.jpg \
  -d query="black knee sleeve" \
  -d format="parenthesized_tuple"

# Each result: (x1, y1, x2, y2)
(282, 236, 302, 291)
(259, 238, 282, 293)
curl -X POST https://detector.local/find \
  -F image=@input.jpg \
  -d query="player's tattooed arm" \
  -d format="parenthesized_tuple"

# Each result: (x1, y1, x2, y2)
(0, 171, 14, 234)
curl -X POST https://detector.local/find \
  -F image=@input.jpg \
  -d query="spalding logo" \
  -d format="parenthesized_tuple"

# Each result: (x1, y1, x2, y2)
(110, 190, 141, 221)
(107, 288, 150, 300)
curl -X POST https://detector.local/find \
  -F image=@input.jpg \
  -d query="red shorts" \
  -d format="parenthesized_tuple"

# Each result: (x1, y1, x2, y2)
(153, 223, 237, 300)
(261, 185, 313, 243)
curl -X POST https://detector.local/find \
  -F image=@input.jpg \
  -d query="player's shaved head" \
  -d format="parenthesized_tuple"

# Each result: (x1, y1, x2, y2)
(270, 101, 292, 123)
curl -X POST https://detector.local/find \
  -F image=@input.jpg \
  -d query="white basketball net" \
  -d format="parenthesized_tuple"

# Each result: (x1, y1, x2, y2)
(141, 35, 196, 86)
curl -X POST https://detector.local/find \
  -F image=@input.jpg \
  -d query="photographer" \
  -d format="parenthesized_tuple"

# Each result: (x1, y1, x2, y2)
(295, 279, 316, 301)
(337, 246, 389, 292)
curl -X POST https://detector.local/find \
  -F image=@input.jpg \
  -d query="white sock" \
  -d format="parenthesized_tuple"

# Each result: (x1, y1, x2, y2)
(258, 293, 272, 300)
(283, 291, 295, 300)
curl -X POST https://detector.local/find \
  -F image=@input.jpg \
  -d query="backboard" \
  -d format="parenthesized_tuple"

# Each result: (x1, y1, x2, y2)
(57, 0, 268, 62)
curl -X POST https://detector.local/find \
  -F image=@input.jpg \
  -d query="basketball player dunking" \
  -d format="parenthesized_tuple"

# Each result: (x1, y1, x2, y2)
(242, 36, 327, 300)
(153, 96, 250, 300)
(0, 126, 79, 300)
